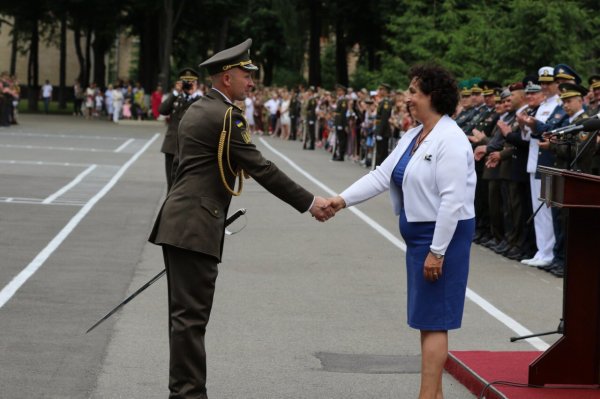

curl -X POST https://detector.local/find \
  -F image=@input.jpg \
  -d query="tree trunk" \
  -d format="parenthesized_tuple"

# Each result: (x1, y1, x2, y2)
(27, 18, 40, 111)
(215, 17, 229, 52)
(74, 24, 85, 84)
(140, 9, 161, 92)
(10, 18, 18, 76)
(85, 27, 92, 85)
(93, 32, 112, 88)
(308, 0, 321, 87)
(159, 0, 174, 90)
(58, 12, 67, 109)
(335, 13, 348, 87)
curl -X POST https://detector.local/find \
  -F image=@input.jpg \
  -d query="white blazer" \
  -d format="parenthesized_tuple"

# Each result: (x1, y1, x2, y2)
(340, 115, 476, 254)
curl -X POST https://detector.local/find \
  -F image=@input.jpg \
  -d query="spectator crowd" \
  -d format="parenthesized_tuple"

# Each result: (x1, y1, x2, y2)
(4, 63, 600, 281)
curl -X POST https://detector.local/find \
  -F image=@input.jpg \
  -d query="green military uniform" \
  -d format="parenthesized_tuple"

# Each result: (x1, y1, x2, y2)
(549, 84, 592, 172)
(159, 68, 201, 189)
(332, 86, 348, 161)
(374, 84, 392, 166)
(304, 88, 317, 150)
(588, 76, 600, 175)
(149, 39, 315, 399)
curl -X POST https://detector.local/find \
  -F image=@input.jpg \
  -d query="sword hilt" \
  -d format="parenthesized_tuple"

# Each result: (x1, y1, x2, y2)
(225, 208, 246, 227)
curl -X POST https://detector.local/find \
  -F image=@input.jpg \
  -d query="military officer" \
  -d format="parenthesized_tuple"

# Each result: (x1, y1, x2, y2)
(461, 78, 487, 136)
(539, 83, 590, 277)
(469, 80, 501, 246)
(332, 84, 348, 161)
(159, 68, 202, 189)
(149, 39, 334, 399)
(374, 83, 392, 166)
(517, 67, 561, 268)
(303, 86, 317, 150)
(454, 80, 473, 128)
(588, 75, 600, 175)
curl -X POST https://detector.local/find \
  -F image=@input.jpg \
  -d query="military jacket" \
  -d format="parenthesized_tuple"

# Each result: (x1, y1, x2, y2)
(334, 97, 348, 129)
(461, 104, 486, 135)
(306, 97, 317, 123)
(375, 98, 392, 138)
(549, 111, 594, 172)
(149, 89, 314, 261)
(454, 107, 476, 129)
(159, 92, 201, 155)
(505, 106, 536, 182)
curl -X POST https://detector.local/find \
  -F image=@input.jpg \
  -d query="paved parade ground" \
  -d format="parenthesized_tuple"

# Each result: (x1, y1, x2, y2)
(0, 115, 564, 398)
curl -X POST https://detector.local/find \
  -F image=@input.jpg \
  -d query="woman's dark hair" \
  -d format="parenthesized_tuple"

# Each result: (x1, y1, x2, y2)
(408, 64, 459, 116)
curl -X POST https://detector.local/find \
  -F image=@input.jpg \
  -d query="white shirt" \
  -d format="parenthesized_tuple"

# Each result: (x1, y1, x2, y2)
(42, 84, 53, 98)
(340, 115, 476, 254)
(569, 109, 585, 124)
(264, 98, 280, 115)
(526, 94, 561, 173)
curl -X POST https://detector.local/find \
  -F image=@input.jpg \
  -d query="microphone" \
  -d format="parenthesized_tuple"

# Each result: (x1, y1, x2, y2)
(548, 118, 600, 136)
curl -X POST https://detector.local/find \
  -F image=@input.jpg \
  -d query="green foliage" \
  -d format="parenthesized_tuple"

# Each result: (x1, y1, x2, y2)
(381, 0, 600, 88)
(320, 43, 337, 90)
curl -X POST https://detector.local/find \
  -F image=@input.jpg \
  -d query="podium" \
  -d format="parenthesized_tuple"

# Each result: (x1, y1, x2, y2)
(529, 166, 600, 385)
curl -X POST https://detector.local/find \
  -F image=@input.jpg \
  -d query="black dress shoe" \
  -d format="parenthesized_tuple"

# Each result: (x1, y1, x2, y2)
(492, 240, 509, 254)
(538, 260, 561, 271)
(550, 266, 564, 277)
(481, 238, 498, 248)
(505, 247, 522, 260)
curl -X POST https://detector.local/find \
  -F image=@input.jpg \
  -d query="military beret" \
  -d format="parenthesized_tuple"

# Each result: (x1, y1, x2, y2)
(199, 38, 259, 76)
(178, 67, 199, 81)
(558, 83, 588, 100)
(588, 75, 600, 90)
(538, 66, 554, 82)
(509, 82, 524, 92)
(554, 64, 581, 84)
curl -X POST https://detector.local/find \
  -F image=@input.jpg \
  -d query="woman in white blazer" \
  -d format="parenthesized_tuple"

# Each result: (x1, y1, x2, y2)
(330, 65, 476, 399)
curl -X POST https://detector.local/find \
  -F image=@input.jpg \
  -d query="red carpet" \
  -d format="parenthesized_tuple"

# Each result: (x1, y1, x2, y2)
(445, 351, 600, 398)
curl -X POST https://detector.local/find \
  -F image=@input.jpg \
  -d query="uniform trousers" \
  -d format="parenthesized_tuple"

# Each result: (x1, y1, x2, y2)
(165, 153, 175, 191)
(487, 179, 504, 242)
(375, 136, 390, 166)
(529, 174, 555, 262)
(334, 126, 347, 160)
(304, 120, 316, 149)
(163, 245, 219, 399)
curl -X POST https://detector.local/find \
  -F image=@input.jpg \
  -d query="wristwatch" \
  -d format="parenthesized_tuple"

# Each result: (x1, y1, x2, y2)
(430, 250, 444, 259)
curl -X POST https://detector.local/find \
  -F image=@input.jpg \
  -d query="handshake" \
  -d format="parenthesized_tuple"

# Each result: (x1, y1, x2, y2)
(308, 196, 346, 222)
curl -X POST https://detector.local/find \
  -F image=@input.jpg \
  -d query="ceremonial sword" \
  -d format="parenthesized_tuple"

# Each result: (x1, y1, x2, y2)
(86, 208, 247, 334)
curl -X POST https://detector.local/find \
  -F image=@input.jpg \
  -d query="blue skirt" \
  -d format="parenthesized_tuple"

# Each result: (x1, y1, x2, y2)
(399, 209, 475, 331)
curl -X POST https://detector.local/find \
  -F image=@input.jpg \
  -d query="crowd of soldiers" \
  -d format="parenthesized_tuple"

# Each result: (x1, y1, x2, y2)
(159, 64, 600, 279)
(454, 64, 600, 278)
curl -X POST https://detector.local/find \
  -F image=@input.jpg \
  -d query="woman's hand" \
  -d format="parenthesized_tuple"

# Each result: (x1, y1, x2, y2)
(423, 252, 444, 282)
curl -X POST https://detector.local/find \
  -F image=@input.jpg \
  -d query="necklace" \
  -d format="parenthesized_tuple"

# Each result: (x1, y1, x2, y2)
(411, 127, 432, 155)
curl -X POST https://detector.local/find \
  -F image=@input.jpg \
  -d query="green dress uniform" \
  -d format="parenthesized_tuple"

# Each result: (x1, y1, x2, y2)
(149, 39, 315, 399)
(332, 87, 348, 161)
(159, 68, 201, 189)
(304, 93, 317, 150)
(374, 97, 392, 166)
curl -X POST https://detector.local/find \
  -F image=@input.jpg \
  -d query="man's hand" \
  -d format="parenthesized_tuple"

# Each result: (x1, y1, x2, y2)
(309, 196, 335, 222)
(329, 196, 346, 213)
(497, 120, 511, 137)
(469, 128, 486, 143)
(474, 145, 487, 161)
(486, 151, 500, 168)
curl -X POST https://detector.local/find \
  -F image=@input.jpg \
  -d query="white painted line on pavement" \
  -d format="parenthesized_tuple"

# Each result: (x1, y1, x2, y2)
(0, 160, 119, 168)
(260, 137, 550, 351)
(114, 139, 134, 153)
(42, 164, 97, 204)
(0, 131, 125, 140)
(0, 133, 160, 309)
(0, 144, 114, 152)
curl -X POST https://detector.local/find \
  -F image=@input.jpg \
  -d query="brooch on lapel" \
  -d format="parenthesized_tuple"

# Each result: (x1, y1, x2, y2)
(424, 154, 432, 161)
